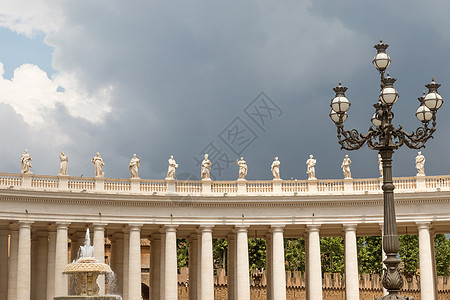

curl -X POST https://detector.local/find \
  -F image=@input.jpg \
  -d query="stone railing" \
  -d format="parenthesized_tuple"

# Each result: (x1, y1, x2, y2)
(0, 172, 447, 196)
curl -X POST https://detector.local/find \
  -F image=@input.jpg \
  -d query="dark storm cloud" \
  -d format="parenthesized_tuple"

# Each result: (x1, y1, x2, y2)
(1, 0, 449, 180)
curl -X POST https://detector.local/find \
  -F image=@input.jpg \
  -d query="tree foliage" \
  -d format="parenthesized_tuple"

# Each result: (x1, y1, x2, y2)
(173, 233, 450, 277)
(248, 238, 266, 271)
(434, 234, 450, 276)
(177, 238, 189, 269)
(399, 235, 419, 278)
(357, 236, 382, 275)
(284, 238, 305, 272)
(213, 239, 228, 269)
(320, 237, 344, 274)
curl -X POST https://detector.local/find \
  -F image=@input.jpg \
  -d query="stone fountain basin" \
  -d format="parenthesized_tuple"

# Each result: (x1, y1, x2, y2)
(64, 262, 112, 274)
(64, 257, 112, 274)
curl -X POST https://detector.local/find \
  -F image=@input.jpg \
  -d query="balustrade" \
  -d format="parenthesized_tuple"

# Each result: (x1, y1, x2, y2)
(426, 175, 450, 189)
(31, 175, 59, 189)
(393, 177, 417, 190)
(352, 179, 381, 192)
(317, 180, 344, 192)
(140, 180, 167, 192)
(0, 173, 22, 187)
(67, 177, 95, 190)
(104, 178, 131, 191)
(0, 172, 447, 196)
(211, 181, 237, 193)
(282, 180, 308, 193)
(175, 181, 202, 193)
(246, 181, 273, 193)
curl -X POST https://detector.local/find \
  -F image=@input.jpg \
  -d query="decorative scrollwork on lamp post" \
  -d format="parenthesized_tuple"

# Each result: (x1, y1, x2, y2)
(329, 39, 443, 300)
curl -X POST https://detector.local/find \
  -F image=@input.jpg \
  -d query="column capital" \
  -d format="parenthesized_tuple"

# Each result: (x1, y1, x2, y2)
(128, 224, 143, 231)
(113, 232, 124, 240)
(9, 223, 19, 231)
(271, 225, 285, 233)
(18, 221, 34, 228)
(92, 222, 108, 228)
(149, 232, 162, 241)
(342, 223, 358, 232)
(199, 225, 214, 232)
(306, 224, 321, 232)
(55, 222, 71, 229)
(35, 230, 49, 238)
(235, 225, 249, 233)
(163, 225, 178, 232)
(187, 233, 199, 242)
(416, 221, 431, 230)
(226, 233, 235, 241)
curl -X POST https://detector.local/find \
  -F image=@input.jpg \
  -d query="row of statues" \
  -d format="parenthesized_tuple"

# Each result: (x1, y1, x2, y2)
(20, 150, 427, 180)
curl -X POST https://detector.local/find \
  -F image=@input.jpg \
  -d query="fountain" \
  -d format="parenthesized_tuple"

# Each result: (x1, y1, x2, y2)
(54, 229, 122, 300)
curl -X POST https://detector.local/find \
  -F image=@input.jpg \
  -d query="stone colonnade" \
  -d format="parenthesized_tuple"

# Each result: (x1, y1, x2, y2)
(0, 221, 439, 300)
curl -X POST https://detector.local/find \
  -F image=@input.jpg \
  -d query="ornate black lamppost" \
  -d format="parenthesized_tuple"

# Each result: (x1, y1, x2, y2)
(329, 40, 443, 300)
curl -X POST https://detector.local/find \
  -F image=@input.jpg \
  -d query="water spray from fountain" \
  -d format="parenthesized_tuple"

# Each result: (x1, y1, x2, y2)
(54, 228, 122, 299)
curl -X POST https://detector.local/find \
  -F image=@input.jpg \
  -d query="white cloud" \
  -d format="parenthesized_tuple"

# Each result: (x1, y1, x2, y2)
(0, 0, 63, 36)
(0, 62, 112, 127)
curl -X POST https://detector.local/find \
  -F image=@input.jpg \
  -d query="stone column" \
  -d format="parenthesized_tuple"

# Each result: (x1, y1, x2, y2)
(112, 232, 124, 295)
(200, 226, 214, 300)
(128, 224, 142, 300)
(271, 225, 286, 300)
(196, 231, 201, 300)
(306, 224, 322, 300)
(226, 233, 235, 300)
(160, 230, 166, 300)
(303, 232, 309, 300)
(343, 224, 359, 300)
(35, 231, 48, 300)
(7, 225, 18, 300)
(265, 233, 272, 300)
(379, 223, 387, 296)
(150, 234, 162, 300)
(54, 222, 70, 297)
(31, 233, 38, 300)
(417, 222, 436, 300)
(430, 229, 438, 300)
(164, 225, 179, 300)
(16, 221, 33, 300)
(46, 226, 56, 299)
(235, 226, 250, 300)
(188, 234, 199, 300)
(0, 229, 9, 300)
(122, 229, 130, 300)
(70, 231, 85, 264)
(93, 223, 107, 295)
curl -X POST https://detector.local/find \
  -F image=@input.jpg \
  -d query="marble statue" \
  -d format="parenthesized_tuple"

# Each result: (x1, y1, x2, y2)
(201, 154, 211, 180)
(415, 151, 426, 176)
(21, 149, 33, 174)
(237, 157, 248, 180)
(378, 154, 383, 177)
(306, 155, 316, 180)
(271, 157, 280, 180)
(92, 152, 105, 177)
(129, 154, 141, 179)
(58, 151, 68, 176)
(166, 155, 178, 180)
(341, 155, 352, 179)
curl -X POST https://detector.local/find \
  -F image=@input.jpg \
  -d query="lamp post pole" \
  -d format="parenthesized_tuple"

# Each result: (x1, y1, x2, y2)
(329, 40, 443, 300)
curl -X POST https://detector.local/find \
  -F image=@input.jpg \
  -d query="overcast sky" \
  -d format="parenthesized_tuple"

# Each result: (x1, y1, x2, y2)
(0, 1, 449, 181)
